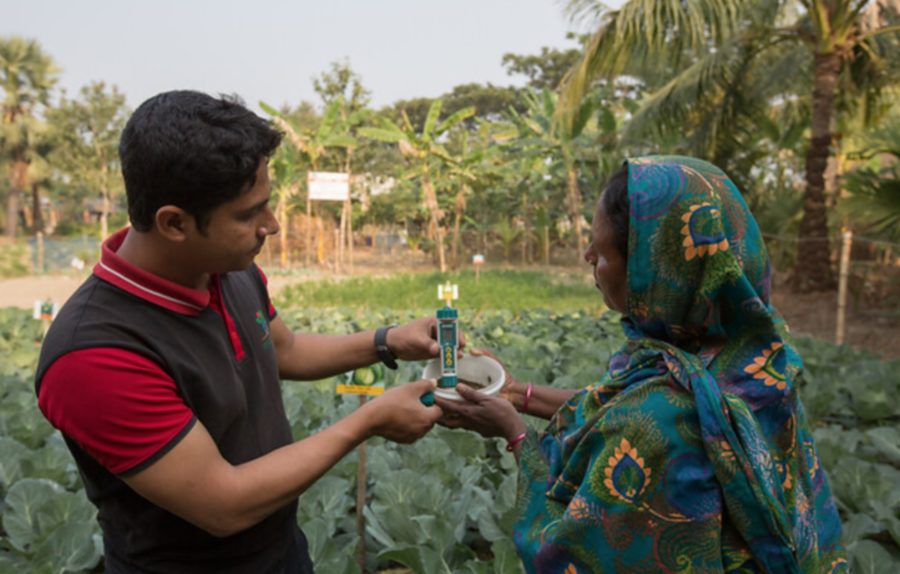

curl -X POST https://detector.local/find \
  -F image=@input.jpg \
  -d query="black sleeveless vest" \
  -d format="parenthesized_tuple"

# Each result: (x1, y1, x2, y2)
(35, 267, 312, 573)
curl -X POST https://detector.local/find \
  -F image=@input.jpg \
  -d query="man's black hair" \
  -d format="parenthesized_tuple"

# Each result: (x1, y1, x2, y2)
(600, 163, 629, 260)
(119, 90, 283, 232)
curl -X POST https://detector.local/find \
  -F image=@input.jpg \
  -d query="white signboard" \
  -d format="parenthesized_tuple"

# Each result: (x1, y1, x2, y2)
(308, 171, 350, 201)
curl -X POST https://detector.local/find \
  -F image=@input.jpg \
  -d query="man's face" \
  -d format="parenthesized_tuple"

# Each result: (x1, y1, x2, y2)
(583, 201, 627, 313)
(189, 159, 279, 273)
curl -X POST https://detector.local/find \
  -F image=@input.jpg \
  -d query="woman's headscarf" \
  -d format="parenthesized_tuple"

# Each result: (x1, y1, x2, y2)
(513, 156, 845, 573)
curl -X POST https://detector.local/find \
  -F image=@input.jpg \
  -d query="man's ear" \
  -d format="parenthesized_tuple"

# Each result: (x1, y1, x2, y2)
(154, 206, 195, 242)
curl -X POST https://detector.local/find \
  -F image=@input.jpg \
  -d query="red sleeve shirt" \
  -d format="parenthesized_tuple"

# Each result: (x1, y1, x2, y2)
(38, 348, 195, 475)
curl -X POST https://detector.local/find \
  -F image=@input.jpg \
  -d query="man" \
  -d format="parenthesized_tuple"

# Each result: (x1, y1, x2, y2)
(35, 90, 445, 573)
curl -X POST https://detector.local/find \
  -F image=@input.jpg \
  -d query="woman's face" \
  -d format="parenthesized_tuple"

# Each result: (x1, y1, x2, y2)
(584, 201, 627, 313)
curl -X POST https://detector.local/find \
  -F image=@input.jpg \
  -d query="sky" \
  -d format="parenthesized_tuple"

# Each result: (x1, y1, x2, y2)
(3, 0, 596, 113)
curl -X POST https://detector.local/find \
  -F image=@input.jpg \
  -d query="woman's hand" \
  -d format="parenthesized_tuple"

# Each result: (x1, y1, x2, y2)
(436, 384, 526, 441)
(468, 348, 518, 403)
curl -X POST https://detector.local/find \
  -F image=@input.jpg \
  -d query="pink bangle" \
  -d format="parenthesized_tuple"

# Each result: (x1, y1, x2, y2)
(506, 432, 527, 452)
(521, 383, 533, 413)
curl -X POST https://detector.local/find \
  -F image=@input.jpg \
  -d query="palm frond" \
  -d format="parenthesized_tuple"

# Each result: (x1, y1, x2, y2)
(559, 0, 748, 117)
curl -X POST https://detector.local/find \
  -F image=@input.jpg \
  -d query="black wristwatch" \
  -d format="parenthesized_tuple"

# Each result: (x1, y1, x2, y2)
(374, 325, 398, 370)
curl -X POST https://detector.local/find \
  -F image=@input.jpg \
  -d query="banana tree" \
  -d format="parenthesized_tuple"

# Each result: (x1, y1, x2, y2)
(268, 145, 303, 267)
(441, 123, 512, 268)
(360, 99, 475, 272)
(260, 99, 356, 266)
(508, 90, 598, 257)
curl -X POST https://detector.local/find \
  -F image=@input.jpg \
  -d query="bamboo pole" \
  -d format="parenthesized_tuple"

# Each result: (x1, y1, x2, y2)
(348, 200, 354, 274)
(305, 196, 312, 267)
(835, 229, 852, 345)
(338, 203, 346, 271)
(334, 229, 341, 274)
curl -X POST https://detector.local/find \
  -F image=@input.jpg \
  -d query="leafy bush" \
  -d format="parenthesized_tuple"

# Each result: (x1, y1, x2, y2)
(0, 242, 31, 279)
(275, 270, 599, 313)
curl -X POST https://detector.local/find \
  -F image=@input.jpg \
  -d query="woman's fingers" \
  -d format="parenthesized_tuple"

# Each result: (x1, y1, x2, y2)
(455, 384, 484, 403)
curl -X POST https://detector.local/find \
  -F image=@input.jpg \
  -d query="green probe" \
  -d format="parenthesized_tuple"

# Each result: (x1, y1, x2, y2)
(437, 307, 459, 388)
(421, 282, 460, 406)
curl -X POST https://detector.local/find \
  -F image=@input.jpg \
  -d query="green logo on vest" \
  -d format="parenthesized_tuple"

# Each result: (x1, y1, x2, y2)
(255, 311, 272, 348)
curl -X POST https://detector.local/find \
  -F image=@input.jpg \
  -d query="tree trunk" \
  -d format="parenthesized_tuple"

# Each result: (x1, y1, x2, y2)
(100, 193, 110, 241)
(278, 192, 289, 268)
(6, 157, 29, 239)
(345, 152, 354, 274)
(565, 167, 586, 257)
(31, 183, 44, 234)
(99, 156, 111, 240)
(451, 189, 466, 269)
(422, 172, 446, 272)
(794, 52, 840, 292)
(543, 226, 550, 266)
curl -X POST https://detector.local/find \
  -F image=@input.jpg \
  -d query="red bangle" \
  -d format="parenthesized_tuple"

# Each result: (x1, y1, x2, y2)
(506, 432, 527, 452)
(521, 383, 533, 413)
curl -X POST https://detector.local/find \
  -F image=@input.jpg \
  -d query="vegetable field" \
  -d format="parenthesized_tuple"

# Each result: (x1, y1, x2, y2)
(1, 288, 899, 572)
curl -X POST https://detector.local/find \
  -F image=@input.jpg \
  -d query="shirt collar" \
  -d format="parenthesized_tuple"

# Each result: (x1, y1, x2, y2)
(93, 228, 212, 316)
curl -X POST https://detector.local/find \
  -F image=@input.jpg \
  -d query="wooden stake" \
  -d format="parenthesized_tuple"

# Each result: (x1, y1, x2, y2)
(36, 231, 44, 273)
(836, 229, 852, 345)
(355, 395, 367, 572)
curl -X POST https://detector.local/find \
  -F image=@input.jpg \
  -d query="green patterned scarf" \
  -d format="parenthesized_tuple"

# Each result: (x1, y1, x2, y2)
(513, 156, 846, 573)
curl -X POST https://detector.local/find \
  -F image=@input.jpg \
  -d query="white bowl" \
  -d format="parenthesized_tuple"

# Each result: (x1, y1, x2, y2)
(422, 354, 505, 401)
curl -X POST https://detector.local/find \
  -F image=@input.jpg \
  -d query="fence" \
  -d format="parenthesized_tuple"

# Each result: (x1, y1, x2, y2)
(27, 234, 100, 274)
(8, 228, 899, 349)
(760, 230, 900, 348)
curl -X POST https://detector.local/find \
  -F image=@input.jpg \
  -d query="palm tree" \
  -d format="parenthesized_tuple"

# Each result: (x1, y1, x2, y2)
(0, 37, 58, 238)
(560, 0, 900, 291)
(842, 104, 900, 241)
(360, 99, 475, 272)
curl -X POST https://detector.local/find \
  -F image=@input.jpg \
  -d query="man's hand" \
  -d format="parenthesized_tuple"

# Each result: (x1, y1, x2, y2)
(363, 379, 443, 443)
(386, 316, 467, 361)
(436, 384, 525, 441)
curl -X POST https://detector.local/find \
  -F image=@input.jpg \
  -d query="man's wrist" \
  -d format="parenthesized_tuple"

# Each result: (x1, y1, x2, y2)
(374, 325, 398, 370)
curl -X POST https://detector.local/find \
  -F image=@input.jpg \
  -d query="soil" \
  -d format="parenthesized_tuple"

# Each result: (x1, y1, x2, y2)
(2, 255, 897, 361)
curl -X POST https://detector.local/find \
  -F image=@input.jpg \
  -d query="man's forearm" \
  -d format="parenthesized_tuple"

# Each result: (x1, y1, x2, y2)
(278, 331, 380, 380)
(217, 407, 372, 534)
(124, 381, 437, 540)
(149, 406, 375, 537)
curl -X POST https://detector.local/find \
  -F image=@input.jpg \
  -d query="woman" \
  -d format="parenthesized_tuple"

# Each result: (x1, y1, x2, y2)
(438, 156, 846, 573)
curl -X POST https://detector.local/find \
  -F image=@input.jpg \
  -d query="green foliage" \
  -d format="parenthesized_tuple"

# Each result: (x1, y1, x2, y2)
(275, 270, 600, 313)
(502, 42, 584, 92)
(3, 273, 900, 571)
(0, 309, 101, 572)
(0, 241, 30, 278)
(843, 109, 900, 242)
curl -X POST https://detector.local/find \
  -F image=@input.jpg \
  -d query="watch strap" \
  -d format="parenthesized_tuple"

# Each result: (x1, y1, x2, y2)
(374, 325, 398, 370)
